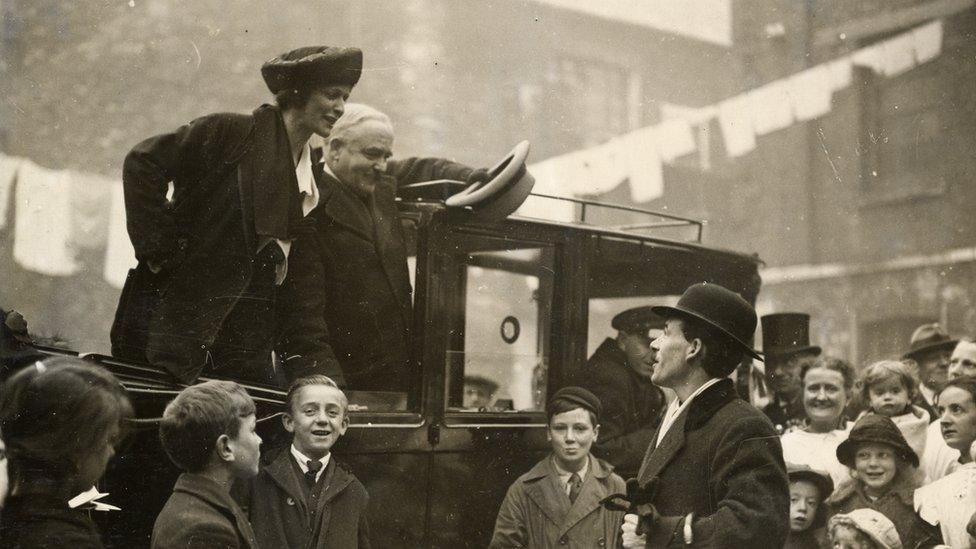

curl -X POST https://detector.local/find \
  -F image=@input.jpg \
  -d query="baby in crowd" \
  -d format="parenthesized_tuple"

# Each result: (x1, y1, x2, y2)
(825, 414, 942, 548)
(828, 508, 903, 549)
(152, 380, 261, 549)
(858, 360, 930, 461)
(237, 374, 370, 548)
(786, 463, 834, 549)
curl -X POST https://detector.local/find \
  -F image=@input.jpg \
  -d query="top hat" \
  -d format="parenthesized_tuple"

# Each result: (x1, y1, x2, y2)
(652, 282, 762, 361)
(836, 414, 919, 468)
(548, 386, 603, 421)
(261, 46, 363, 94)
(611, 306, 665, 333)
(761, 313, 821, 359)
(902, 323, 957, 360)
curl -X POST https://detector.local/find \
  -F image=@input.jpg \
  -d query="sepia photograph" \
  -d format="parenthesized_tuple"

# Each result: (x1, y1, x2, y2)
(0, 1, 974, 547)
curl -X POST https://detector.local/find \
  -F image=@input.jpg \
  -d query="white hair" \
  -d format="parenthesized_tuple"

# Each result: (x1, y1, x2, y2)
(327, 103, 393, 146)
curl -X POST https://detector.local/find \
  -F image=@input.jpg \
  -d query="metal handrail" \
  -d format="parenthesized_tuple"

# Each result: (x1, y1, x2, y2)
(527, 192, 704, 242)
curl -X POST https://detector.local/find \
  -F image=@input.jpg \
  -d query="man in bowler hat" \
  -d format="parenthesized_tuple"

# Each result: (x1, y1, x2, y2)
(111, 46, 363, 384)
(580, 306, 666, 479)
(621, 282, 789, 548)
(760, 312, 821, 434)
(903, 323, 957, 419)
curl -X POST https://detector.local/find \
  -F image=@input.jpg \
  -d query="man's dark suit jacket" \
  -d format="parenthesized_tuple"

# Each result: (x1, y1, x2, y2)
(581, 338, 665, 479)
(636, 378, 789, 548)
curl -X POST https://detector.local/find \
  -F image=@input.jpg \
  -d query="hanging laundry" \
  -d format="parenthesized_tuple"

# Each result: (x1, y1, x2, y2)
(0, 153, 20, 230)
(851, 42, 886, 73)
(68, 170, 113, 250)
(575, 139, 628, 196)
(619, 127, 664, 203)
(826, 57, 853, 90)
(13, 160, 79, 276)
(718, 94, 756, 157)
(787, 66, 833, 121)
(103, 182, 136, 288)
(913, 20, 943, 64)
(654, 118, 697, 163)
(748, 80, 795, 135)
(881, 32, 916, 77)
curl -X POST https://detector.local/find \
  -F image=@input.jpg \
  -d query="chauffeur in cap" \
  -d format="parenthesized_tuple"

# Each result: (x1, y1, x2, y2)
(903, 323, 957, 419)
(111, 45, 363, 384)
(580, 306, 666, 479)
(621, 283, 788, 548)
(761, 313, 822, 434)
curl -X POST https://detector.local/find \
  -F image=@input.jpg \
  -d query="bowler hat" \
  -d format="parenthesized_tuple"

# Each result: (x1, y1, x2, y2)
(902, 323, 957, 360)
(761, 313, 821, 359)
(611, 306, 664, 333)
(548, 386, 602, 421)
(836, 414, 919, 468)
(261, 46, 363, 94)
(651, 282, 762, 361)
(787, 462, 834, 499)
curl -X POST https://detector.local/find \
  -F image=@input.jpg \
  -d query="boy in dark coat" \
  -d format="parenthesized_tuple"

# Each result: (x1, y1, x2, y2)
(621, 283, 790, 548)
(153, 380, 262, 549)
(238, 375, 370, 548)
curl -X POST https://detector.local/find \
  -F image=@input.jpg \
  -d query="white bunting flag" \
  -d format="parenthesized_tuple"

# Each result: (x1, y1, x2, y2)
(0, 153, 19, 229)
(826, 57, 853, 90)
(103, 182, 136, 288)
(749, 80, 795, 135)
(653, 118, 697, 163)
(851, 43, 885, 72)
(619, 127, 664, 202)
(13, 160, 79, 276)
(718, 94, 756, 157)
(882, 33, 916, 77)
(913, 20, 943, 63)
(787, 66, 833, 121)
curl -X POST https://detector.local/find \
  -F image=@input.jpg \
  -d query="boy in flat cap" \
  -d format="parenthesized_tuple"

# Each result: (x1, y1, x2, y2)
(621, 282, 789, 548)
(111, 45, 363, 384)
(490, 387, 626, 548)
(581, 306, 666, 479)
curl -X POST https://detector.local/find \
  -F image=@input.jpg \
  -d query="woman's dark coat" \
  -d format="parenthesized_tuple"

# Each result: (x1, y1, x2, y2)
(0, 494, 104, 548)
(581, 338, 665, 479)
(635, 378, 790, 548)
(276, 157, 474, 389)
(111, 105, 302, 384)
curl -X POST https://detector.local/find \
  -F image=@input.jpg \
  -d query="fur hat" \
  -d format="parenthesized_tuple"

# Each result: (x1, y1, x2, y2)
(261, 46, 363, 94)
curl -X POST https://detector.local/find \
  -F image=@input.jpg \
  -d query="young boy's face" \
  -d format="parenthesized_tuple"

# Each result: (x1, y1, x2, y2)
(547, 407, 598, 471)
(229, 414, 262, 478)
(831, 524, 877, 549)
(283, 385, 349, 460)
(868, 377, 910, 417)
(789, 479, 822, 532)
(853, 442, 897, 497)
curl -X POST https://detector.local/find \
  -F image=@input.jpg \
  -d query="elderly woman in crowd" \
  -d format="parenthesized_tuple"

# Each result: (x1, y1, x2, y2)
(781, 356, 856, 488)
(0, 357, 133, 547)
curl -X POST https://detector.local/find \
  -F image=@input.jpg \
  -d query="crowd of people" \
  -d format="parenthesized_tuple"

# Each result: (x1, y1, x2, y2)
(1, 43, 975, 549)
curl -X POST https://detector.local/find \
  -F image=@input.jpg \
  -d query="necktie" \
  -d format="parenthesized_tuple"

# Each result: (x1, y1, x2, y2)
(568, 472, 582, 503)
(305, 459, 322, 486)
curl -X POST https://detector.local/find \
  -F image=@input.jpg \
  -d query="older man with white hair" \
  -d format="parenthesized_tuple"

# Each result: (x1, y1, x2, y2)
(277, 104, 486, 391)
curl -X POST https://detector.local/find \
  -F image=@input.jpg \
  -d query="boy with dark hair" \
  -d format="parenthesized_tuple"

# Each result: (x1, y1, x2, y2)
(240, 374, 370, 548)
(153, 380, 261, 549)
(491, 386, 626, 548)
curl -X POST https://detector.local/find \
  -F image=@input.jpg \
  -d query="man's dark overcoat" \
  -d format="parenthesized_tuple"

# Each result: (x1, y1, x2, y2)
(277, 157, 474, 389)
(581, 338, 665, 479)
(238, 446, 371, 549)
(111, 105, 301, 383)
(635, 378, 790, 548)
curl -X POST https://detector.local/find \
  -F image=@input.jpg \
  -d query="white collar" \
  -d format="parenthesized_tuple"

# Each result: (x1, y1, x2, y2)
(295, 143, 314, 195)
(290, 444, 331, 481)
(552, 454, 589, 486)
(656, 377, 723, 446)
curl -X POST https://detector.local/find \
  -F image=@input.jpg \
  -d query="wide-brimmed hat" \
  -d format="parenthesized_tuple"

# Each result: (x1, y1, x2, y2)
(902, 323, 957, 360)
(836, 414, 918, 468)
(828, 509, 903, 549)
(261, 46, 363, 94)
(761, 313, 821, 359)
(651, 282, 762, 361)
(787, 462, 834, 498)
(611, 306, 665, 333)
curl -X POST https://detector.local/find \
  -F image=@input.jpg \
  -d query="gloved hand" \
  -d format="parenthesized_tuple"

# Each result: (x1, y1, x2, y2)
(466, 168, 491, 185)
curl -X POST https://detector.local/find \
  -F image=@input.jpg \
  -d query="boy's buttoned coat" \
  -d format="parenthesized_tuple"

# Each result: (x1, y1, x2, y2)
(489, 455, 626, 549)
(636, 378, 790, 548)
(152, 473, 258, 549)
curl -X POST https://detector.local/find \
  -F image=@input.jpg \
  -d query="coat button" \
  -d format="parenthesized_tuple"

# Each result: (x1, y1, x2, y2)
(597, 537, 606, 547)
(559, 536, 568, 545)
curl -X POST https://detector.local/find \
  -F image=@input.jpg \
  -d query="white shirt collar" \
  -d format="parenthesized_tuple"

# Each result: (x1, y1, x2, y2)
(920, 384, 936, 407)
(290, 444, 330, 482)
(551, 454, 589, 495)
(656, 377, 724, 447)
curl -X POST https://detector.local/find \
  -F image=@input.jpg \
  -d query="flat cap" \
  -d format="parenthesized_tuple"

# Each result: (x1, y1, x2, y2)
(261, 46, 363, 94)
(548, 386, 602, 420)
(611, 306, 664, 333)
